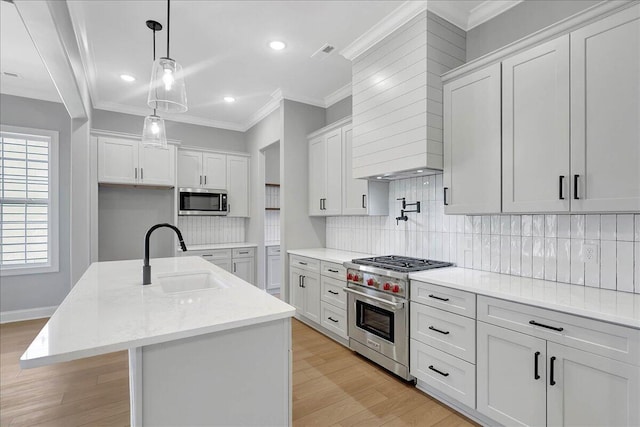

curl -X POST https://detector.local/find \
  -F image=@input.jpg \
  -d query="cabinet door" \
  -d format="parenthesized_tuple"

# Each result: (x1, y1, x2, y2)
(267, 254, 281, 291)
(503, 36, 570, 213)
(226, 155, 249, 217)
(289, 269, 305, 314)
(570, 5, 640, 211)
(177, 150, 203, 188)
(211, 259, 232, 273)
(98, 137, 138, 184)
(342, 125, 368, 215)
(233, 257, 254, 285)
(477, 321, 547, 427)
(547, 342, 640, 427)
(138, 144, 175, 186)
(308, 136, 326, 216)
(301, 273, 320, 323)
(324, 128, 342, 215)
(203, 153, 226, 190)
(443, 63, 501, 214)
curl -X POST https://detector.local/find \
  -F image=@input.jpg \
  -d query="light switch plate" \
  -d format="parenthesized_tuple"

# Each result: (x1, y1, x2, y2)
(583, 243, 599, 264)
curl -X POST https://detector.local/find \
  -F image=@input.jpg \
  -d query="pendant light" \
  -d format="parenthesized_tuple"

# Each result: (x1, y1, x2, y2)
(147, 0, 188, 113)
(142, 20, 168, 148)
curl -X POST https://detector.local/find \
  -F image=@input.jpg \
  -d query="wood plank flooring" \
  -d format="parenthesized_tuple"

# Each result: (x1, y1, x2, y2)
(1, 318, 477, 426)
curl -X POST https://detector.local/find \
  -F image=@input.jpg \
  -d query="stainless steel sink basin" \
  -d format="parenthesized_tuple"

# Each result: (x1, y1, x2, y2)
(156, 271, 231, 293)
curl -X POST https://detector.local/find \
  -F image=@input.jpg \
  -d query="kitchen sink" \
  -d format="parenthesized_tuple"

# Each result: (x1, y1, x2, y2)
(156, 271, 231, 293)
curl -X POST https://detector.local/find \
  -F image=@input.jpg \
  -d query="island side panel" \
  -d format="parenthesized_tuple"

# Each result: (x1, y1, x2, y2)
(134, 318, 291, 426)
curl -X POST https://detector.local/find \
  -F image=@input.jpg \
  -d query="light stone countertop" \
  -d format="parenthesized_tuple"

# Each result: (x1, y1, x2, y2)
(287, 248, 376, 264)
(410, 267, 640, 329)
(181, 242, 258, 252)
(20, 256, 295, 369)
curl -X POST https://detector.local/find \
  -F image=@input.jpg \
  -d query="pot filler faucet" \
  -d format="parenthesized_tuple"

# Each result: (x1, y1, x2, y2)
(143, 223, 187, 285)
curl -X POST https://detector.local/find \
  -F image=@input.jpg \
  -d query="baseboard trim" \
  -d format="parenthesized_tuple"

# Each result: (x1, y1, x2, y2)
(415, 381, 497, 427)
(0, 306, 56, 324)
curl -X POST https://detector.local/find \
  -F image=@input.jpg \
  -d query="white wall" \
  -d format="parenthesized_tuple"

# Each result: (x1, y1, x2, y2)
(325, 96, 352, 124)
(0, 95, 72, 313)
(326, 174, 640, 294)
(264, 143, 280, 185)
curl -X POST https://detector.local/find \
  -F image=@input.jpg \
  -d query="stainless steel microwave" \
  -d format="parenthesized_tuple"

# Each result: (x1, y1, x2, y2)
(178, 188, 228, 216)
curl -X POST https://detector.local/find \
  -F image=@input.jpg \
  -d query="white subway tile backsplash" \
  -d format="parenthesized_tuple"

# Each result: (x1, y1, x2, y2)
(324, 175, 639, 294)
(178, 216, 246, 246)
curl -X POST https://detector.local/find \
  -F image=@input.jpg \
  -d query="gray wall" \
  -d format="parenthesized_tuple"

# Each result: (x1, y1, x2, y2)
(466, 0, 601, 60)
(325, 96, 352, 124)
(98, 187, 175, 261)
(92, 109, 247, 152)
(264, 143, 280, 185)
(0, 95, 71, 312)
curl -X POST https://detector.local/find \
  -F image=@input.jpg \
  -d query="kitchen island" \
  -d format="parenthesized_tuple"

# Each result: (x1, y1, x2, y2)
(20, 256, 295, 426)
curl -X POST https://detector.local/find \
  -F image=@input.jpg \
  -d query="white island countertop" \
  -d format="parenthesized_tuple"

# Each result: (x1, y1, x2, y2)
(180, 242, 258, 251)
(410, 267, 640, 329)
(287, 248, 376, 264)
(20, 256, 295, 369)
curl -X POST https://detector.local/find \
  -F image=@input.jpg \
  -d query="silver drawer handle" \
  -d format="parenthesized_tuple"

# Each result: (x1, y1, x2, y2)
(343, 287, 404, 310)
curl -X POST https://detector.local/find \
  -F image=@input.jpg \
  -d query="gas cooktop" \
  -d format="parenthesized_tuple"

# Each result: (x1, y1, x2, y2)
(351, 255, 453, 273)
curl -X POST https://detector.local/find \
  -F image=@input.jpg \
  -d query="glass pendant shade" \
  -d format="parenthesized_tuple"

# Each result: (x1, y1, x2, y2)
(147, 57, 188, 113)
(141, 114, 167, 148)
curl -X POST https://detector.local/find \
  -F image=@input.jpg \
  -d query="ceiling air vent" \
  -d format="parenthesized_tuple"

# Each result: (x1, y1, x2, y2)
(311, 43, 335, 60)
(2, 72, 20, 78)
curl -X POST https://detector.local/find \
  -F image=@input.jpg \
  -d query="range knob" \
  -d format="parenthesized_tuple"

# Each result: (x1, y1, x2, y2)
(367, 278, 375, 286)
(383, 283, 391, 291)
(392, 284, 400, 293)
(353, 274, 360, 282)
(347, 273, 353, 280)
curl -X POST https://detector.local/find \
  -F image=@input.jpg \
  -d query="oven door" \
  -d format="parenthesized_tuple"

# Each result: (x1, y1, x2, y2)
(178, 189, 227, 216)
(345, 286, 407, 364)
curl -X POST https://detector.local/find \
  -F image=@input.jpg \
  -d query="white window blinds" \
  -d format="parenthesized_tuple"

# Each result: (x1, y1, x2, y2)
(1, 126, 58, 274)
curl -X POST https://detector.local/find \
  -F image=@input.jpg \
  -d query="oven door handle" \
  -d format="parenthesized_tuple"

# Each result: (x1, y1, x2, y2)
(343, 287, 405, 310)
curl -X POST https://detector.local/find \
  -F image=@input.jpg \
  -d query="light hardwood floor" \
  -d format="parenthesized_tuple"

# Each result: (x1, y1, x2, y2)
(1, 318, 477, 426)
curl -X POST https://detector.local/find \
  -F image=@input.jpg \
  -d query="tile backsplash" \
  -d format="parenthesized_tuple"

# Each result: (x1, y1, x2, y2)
(265, 185, 280, 243)
(178, 216, 245, 245)
(326, 174, 640, 294)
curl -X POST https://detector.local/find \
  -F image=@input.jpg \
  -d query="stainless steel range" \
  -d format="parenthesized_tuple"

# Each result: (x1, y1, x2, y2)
(343, 256, 453, 380)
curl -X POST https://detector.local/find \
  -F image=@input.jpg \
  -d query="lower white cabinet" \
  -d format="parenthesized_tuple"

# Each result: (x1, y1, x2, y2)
(320, 302, 348, 340)
(289, 266, 320, 324)
(477, 321, 640, 427)
(266, 246, 281, 292)
(188, 247, 255, 285)
(232, 257, 254, 285)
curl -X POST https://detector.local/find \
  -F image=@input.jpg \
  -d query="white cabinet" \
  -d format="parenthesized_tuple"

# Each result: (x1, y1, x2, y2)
(266, 246, 281, 292)
(308, 120, 388, 217)
(190, 247, 255, 285)
(232, 257, 254, 284)
(98, 137, 175, 187)
(477, 322, 547, 426)
(226, 155, 250, 217)
(570, 5, 640, 212)
(502, 36, 570, 213)
(308, 129, 341, 216)
(443, 63, 502, 214)
(289, 266, 320, 324)
(177, 150, 227, 190)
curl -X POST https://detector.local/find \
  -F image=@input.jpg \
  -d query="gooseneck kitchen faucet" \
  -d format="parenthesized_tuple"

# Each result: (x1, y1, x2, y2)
(143, 223, 187, 285)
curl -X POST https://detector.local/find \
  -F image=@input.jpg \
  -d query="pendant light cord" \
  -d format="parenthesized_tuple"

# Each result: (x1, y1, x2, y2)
(166, 0, 170, 59)
(152, 24, 158, 115)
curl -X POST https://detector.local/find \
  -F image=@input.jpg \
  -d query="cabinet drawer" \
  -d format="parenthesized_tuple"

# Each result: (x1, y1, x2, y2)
(232, 248, 255, 258)
(321, 261, 346, 280)
(198, 249, 232, 260)
(478, 295, 640, 366)
(321, 303, 348, 340)
(410, 339, 476, 409)
(289, 255, 320, 273)
(410, 303, 476, 364)
(411, 281, 476, 318)
(267, 246, 281, 256)
(321, 276, 347, 310)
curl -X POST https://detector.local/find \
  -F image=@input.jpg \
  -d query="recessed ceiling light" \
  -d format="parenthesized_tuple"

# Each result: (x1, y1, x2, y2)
(376, 176, 383, 180)
(417, 170, 423, 173)
(223, 96, 236, 103)
(269, 40, 286, 51)
(120, 74, 135, 82)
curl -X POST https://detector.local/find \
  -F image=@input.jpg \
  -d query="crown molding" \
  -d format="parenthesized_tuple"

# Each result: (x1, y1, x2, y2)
(426, 2, 467, 29)
(90, 128, 182, 145)
(468, 1, 524, 30)
(340, 1, 427, 61)
(93, 101, 246, 132)
(242, 90, 282, 132)
(324, 83, 352, 107)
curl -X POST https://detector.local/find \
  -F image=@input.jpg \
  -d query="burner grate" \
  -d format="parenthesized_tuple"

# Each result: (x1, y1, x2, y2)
(352, 256, 452, 273)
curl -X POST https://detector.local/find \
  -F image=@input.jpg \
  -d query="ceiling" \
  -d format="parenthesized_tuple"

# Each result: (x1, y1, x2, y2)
(0, 1, 61, 104)
(66, 0, 402, 131)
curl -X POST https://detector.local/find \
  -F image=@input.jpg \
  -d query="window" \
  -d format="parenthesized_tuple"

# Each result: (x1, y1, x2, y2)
(0, 125, 59, 276)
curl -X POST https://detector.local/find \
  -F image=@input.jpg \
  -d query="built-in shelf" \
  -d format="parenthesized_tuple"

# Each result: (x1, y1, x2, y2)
(265, 208, 280, 211)
(265, 183, 280, 187)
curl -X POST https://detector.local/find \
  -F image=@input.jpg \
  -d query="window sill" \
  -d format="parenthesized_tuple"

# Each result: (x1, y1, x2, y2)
(0, 264, 59, 277)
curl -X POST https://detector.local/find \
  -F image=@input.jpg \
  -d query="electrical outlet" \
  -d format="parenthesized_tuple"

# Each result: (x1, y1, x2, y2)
(583, 243, 599, 264)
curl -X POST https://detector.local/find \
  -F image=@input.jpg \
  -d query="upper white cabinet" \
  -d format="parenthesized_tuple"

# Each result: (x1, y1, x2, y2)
(308, 119, 388, 217)
(443, 63, 502, 214)
(226, 154, 250, 217)
(350, 11, 465, 179)
(177, 150, 226, 189)
(570, 5, 640, 212)
(98, 137, 175, 187)
(502, 36, 570, 213)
